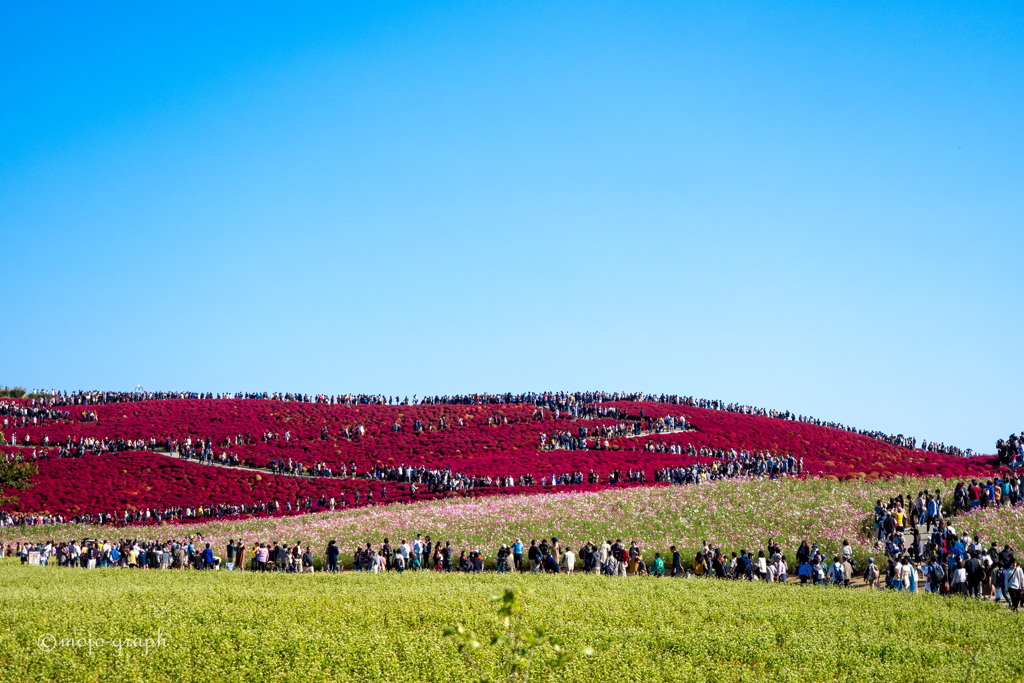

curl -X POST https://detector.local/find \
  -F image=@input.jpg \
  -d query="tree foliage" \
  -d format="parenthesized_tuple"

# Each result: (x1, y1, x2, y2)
(0, 460, 38, 507)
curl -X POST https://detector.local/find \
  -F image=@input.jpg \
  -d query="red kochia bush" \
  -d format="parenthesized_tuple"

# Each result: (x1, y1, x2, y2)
(1, 450, 650, 517)
(603, 402, 997, 479)
(2, 398, 1001, 516)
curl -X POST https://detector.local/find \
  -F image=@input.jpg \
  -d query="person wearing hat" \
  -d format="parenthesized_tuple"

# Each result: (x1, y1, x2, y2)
(864, 557, 880, 589)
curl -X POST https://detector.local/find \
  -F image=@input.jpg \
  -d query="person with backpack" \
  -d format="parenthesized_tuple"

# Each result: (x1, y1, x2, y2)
(864, 557, 880, 589)
(738, 550, 753, 581)
(928, 559, 946, 594)
(616, 543, 629, 577)
(812, 558, 826, 585)
(826, 556, 845, 586)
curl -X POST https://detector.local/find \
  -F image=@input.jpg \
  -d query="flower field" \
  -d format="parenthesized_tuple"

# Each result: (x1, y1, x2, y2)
(2, 401, 1017, 683)
(611, 401, 993, 479)
(1, 397, 1001, 519)
(1, 560, 1020, 683)
(2, 477, 946, 567)
(953, 504, 1024, 552)
(2, 448, 659, 518)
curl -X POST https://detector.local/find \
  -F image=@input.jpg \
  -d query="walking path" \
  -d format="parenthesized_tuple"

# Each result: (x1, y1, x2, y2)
(615, 428, 692, 439)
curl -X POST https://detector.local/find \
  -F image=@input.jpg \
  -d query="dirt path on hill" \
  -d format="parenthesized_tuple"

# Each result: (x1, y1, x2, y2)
(149, 449, 340, 480)
(614, 428, 692, 439)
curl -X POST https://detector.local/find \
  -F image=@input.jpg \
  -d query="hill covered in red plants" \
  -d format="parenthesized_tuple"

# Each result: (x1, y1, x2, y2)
(1, 397, 1000, 519)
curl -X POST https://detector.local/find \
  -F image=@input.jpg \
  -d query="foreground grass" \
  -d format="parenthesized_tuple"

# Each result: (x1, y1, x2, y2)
(0, 559, 1019, 682)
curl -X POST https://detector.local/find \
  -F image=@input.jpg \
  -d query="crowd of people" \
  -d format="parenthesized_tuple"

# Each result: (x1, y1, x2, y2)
(11, 521, 1021, 609)
(653, 453, 803, 484)
(0, 400, 76, 428)
(1, 408, 808, 530)
(540, 414, 689, 451)
(646, 444, 803, 475)
(1, 435, 151, 455)
(0, 388, 1004, 541)
(996, 434, 1024, 467)
(866, 490, 1024, 607)
(0, 499, 317, 529)
(11, 388, 978, 458)
(950, 478, 1023, 509)
(0, 448, 796, 529)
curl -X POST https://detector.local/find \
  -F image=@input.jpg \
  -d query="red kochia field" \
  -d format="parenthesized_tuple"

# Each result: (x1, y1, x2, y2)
(2, 398, 1000, 516)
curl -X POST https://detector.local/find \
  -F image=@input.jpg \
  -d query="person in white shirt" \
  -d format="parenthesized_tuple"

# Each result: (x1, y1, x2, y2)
(1005, 559, 1024, 611)
(773, 555, 788, 583)
(952, 559, 968, 595)
(896, 558, 913, 590)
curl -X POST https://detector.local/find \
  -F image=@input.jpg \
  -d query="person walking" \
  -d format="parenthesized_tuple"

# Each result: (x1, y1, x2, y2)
(1006, 559, 1024, 611)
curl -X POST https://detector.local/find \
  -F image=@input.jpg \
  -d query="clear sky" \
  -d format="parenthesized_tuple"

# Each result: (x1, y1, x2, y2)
(2, 2, 1021, 452)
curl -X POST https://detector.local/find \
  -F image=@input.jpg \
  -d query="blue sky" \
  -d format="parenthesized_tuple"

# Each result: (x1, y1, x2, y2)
(1, 2, 1021, 452)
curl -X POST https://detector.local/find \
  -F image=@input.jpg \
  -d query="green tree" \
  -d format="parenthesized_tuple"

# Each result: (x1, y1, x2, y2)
(0, 460, 37, 507)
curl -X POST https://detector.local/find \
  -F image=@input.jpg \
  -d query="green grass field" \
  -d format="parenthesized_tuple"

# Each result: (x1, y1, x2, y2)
(0, 559, 1019, 682)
